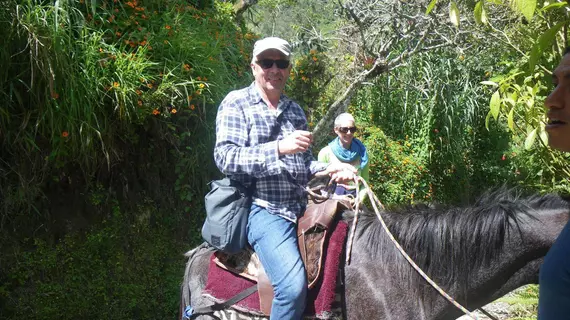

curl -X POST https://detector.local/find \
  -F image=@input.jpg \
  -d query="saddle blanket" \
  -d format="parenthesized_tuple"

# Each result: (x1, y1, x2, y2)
(202, 220, 348, 319)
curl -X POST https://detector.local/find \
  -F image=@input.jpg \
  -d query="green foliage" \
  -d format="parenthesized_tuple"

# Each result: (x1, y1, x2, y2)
(0, 0, 251, 318)
(0, 0, 253, 222)
(499, 285, 539, 320)
(4, 201, 185, 319)
(287, 48, 335, 126)
(483, 6, 570, 193)
(360, 127, 431, 204)
(352, 48, 523, 205)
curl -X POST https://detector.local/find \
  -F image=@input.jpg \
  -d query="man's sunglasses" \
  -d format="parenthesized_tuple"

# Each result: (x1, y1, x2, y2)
(256, 59, 290, 69)
(338, 127, 358, 134)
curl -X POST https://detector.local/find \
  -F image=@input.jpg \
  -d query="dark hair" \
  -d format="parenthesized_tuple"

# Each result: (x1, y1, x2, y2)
(565, 47, 570, 55)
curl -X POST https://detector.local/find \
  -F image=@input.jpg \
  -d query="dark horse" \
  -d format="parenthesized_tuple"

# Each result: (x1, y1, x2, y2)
(181, 189, 570, 319)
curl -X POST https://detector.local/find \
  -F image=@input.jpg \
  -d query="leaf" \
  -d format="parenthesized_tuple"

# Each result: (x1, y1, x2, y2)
(426, 0, 438, 14)
(485, 111, 492, 130)
(524, 127, 537, 150)
(514, 0, 537, 21)
(490, 90, 501, 120)
(528, 21, 568, 72)
(474, 1, 486, 24)
(449, 1, 460, 27)
(541, 2, 568, 11)
(507, 107, 515, 131)
(54, 0, 60, 31)
(480, 80, 498, 87)
(480, 3, 488, 24)
(540, 127, 548, 145)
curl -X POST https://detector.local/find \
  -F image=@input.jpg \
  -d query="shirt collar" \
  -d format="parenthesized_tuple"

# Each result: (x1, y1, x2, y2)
(248, 82, 291, 109)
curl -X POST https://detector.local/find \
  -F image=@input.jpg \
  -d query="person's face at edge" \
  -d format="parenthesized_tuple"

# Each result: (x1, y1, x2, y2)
(251, 49, 291, 95)
(334, 119, 356, 148)
(545, 53, 570, 152)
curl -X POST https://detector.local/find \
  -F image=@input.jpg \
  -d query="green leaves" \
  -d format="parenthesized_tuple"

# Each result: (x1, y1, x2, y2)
(524, 127, 537, 149)
(474, 1, 487, 25)
(528, 21, 568, 72)
(513, 0, 537, 21)
(489, 90, 501, 120)
(426, 0, 438, 14)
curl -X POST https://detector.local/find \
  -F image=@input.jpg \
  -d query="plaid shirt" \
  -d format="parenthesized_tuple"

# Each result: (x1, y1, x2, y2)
(214, 83, 327, 222)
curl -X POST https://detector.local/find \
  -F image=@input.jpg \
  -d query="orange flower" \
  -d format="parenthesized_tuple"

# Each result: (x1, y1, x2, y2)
(113, 82, 120, 88)
(51, 92, 59, 99)
(62, 131, 69, 138)
(196, 76, 202, 81)
(183, 64, 191, 71)
(171, 108, 177, 114)
(165, 25, 171, 30)
(136, 89, 142, 95)
(190, 104, 195, 110)
(147, 83, 153, 89)
(312, 56, 318, 62)
(152, 109, 160, 115)
(99, 47, 103, 53)
(115, 31, 122, 37)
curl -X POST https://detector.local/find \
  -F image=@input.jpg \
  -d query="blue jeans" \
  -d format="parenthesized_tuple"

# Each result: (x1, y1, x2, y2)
(247, 204, 307, 320)
(538, 220, 570, 319)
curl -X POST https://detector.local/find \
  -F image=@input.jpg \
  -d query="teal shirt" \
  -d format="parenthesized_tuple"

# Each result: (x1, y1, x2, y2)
(317, 145, 370, 200)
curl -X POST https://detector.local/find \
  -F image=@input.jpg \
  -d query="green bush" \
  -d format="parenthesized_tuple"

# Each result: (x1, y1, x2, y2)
(5, 202, 183, 319)
(0, 1, 254, 318)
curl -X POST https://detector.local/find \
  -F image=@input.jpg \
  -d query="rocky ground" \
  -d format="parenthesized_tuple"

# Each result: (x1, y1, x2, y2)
(456, 286, 537, 320)
(456, 301, 512, 320)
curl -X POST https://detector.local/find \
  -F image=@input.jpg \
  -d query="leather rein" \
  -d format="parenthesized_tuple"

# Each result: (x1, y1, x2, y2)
(306, 176, 499, 320)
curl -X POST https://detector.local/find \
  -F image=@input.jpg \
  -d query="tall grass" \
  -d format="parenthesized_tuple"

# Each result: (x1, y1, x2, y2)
(0, 0, 253, 227)
(351, 47, 521, 205)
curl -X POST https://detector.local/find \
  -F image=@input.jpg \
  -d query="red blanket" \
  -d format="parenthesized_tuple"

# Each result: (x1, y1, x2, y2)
(203, 220, 348, 318)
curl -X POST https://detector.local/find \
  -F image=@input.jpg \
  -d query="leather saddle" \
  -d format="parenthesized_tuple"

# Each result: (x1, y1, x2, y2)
(214, 199, 350, 315)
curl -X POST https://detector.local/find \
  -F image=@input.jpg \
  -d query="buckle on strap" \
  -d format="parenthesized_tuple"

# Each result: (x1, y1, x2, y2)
(182, 306, 193, 319)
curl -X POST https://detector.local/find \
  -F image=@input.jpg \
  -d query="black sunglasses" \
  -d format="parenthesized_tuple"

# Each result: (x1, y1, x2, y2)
(256, 59, 290, 69)
(338, 126, 358, 134)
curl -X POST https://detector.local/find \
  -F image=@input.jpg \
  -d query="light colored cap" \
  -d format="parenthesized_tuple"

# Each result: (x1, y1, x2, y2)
(252, 37, 291, 59)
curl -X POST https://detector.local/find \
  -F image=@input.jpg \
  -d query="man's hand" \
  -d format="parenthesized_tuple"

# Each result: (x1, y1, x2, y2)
(315, 162, 357, 183)
(278, 130, 313, 155)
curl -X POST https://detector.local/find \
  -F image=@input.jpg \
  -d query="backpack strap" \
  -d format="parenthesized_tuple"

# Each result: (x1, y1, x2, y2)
(183, 284, 258, 319)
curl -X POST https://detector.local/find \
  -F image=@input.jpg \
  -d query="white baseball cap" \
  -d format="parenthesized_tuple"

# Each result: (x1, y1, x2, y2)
(252, 37, 291, 59)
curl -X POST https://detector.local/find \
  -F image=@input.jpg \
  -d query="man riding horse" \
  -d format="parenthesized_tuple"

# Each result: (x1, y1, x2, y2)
(213, 36, 356, 319)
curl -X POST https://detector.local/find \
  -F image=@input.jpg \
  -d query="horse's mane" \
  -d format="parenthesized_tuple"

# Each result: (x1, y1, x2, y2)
(346, 188, 569, 298)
